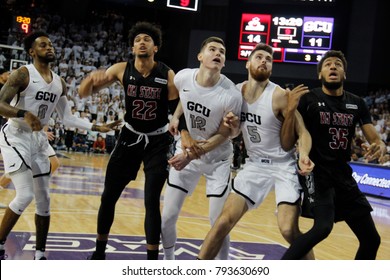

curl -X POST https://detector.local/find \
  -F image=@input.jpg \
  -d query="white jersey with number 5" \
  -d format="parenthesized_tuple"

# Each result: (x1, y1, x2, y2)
(237, 81, 294, 161)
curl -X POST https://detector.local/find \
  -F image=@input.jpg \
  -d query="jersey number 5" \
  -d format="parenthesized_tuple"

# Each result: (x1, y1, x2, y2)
(247, 125, 261, 143)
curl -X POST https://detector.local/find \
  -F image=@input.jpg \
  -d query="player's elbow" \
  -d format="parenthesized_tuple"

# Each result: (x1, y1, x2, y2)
(281, 134, 298, 151)
(281, 142, 295, 152)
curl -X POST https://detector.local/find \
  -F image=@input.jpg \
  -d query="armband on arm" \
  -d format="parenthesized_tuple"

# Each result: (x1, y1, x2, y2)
(178, 115, 187, 131)
(17, 109, 28, 118)
(168, 98, 179, 115)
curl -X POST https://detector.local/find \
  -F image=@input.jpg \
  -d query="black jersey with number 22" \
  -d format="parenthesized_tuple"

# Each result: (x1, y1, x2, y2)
(122, 60, 171, 133)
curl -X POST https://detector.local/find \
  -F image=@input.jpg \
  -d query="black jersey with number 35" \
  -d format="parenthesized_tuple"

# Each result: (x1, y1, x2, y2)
(298, 87, 372, 166)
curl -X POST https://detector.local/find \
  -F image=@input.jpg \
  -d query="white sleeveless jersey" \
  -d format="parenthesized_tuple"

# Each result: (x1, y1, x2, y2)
(237, 81, 294, 161)
(175, 68, 242, 162)
(11, 64, 63, 130)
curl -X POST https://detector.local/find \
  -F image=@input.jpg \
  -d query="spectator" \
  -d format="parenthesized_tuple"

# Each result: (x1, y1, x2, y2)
(72, 133, 88, 153)
(92, 134, 106, 154)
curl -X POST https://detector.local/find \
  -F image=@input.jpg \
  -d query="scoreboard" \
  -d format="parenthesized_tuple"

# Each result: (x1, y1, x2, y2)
(13, 15, 32, 34)
(238, 13, 334, 64)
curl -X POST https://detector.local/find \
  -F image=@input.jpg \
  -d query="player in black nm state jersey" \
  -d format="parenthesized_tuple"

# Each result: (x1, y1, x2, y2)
(282, 50, 385, 260)
(79, 22, 179, 260)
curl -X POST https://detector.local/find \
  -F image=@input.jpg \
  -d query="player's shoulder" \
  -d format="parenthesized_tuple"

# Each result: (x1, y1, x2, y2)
(156, 61, 171, 70)
(174, 68, 194, 84)
(107, 61, 127, 77)
(177, 68, 195, 77)
(13, 64, 30, 76)
(4, 65, 29, 87)
(344, 90, 362, 101)
(303, 87, 322, 101)
(220, 74, 241, 94)
(235, 81, 246, 91)
(273, 83, 286, 96)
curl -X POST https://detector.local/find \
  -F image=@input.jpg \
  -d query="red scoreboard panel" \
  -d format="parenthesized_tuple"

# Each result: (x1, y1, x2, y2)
(238, 13, 334, 64)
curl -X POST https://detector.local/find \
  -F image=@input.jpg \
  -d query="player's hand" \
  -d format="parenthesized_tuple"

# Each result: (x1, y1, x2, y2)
(24, 111, 42, 131)
(88, 69, 114, 85)
(298, 155, 315, 176)
(96, 120, 122, 132)
(223, 112, 240, 136)
(286, 84, 309, 112)
(181, 130, 207, 159)
(45, 130, 55, 141)
(223, 112, 239, 129)
(168, 116, 180, 136)
(168, 153, 192, 171)
(362, 142, 385, 162)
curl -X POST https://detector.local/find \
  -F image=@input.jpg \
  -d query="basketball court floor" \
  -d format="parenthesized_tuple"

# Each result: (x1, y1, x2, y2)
(0, 151, 389, 260)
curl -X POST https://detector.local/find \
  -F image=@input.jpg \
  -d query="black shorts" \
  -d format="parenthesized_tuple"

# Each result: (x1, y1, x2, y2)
(105, 126, 173, 187)
(300, 164, 373, 222)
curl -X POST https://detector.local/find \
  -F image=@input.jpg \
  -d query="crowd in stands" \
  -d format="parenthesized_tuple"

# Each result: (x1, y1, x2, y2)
(352, 88, 390, 166)
(0, 9, 389, 165)
(2, 9, 129, 155)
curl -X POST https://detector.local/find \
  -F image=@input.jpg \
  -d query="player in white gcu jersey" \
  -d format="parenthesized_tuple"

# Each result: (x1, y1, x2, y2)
(161, 37, 242, 260)
(0, 31, 119, 260)
(198, 43, 315, 259)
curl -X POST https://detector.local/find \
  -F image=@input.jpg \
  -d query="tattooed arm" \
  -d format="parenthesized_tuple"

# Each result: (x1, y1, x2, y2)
(0, 66, 28, 116)
(0, 66, 42, 131)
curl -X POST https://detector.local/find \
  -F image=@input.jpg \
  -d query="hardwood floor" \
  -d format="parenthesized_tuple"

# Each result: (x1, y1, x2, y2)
(0, 151, 389, 260)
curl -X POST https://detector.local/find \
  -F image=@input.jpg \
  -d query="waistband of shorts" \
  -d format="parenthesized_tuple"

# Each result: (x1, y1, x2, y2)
(249, 156, 292, 165)
(8, 119, 34, 132)
(124, 122, 168, 136)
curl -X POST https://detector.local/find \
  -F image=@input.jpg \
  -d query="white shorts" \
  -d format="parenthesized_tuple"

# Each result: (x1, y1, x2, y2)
(232, 158, 301, 210)
(47, 144, 56, 157)
(168, 158, 231, 196)
(0, 122, 51, 176)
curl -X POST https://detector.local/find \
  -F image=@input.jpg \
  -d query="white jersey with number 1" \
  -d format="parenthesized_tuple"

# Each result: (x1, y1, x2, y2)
(175, 68, 242, 163)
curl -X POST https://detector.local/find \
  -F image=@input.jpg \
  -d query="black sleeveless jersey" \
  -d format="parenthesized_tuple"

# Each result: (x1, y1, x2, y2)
(298, 87, 372, 167)
(122, 60, 171, 133)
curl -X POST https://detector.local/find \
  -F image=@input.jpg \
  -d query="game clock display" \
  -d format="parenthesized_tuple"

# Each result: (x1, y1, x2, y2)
(238, 13, 334, 64)
(13, 15, 32, 34)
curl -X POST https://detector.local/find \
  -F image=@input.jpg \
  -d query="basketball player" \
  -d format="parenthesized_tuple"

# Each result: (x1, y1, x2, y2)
(161, 36, 242, 260)
(0, 68, 11, 209)
(78, 22, 179, 260)
(0, 31, 119, 260)
(282, 50, 383, 259)
(197, 43, 314, 260)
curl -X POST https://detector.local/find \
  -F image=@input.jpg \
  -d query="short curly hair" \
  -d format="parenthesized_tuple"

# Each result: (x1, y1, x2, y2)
(23, 31, 49, 53)
(128, 21, 162, 49)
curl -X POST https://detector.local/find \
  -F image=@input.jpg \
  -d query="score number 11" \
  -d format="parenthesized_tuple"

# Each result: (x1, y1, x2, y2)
(308, 38, 323, 47)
